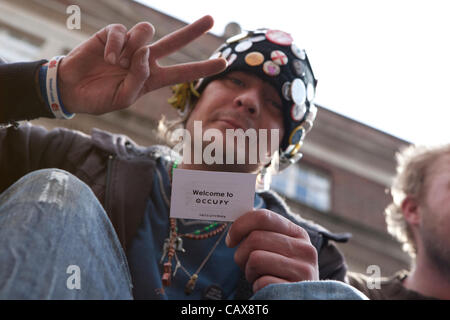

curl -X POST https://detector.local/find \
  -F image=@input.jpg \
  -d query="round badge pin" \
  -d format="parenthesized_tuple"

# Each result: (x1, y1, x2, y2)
(226, 31, 249, 44)
(303, 119, 314, 133)
(222, 47, 232, 59)
(289, 126, 305, 145)
(227, 53, 237, 66)
(291, 141, 303, 155)
(271, 50, 288, 66)
(263, 61, 280, 76)
(307, 82, 315, 102)
(282, 82, 291, 101)
(245, 52, 264, 66)
(250, 35, 266, 42)
(215, 43, 227, 53)
(290, 79, 306, 106)
(291, 103, 307, 121)
(284, 144, 296, 155)
(253, 28, 268, 34)
(209, 51, 221, 60)
(292, 60, 305, 77)
(307, 104, 318, 123)
(235, 40, 253, 53)
(266, 30, 294, 46)
(291, 44, 306, 60)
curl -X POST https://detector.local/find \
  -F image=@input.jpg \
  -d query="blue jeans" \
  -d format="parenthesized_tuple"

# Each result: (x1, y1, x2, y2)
(251, 281, 368, 300)
(0, 169, 367, 300)
(0, 169, 133, 299)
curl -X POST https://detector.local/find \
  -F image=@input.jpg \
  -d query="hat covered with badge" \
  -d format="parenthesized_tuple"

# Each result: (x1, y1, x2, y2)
(168, 28, 318, 169)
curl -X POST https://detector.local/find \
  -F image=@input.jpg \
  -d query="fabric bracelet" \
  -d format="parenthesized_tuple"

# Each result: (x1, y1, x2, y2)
(39, 56, 74, 119)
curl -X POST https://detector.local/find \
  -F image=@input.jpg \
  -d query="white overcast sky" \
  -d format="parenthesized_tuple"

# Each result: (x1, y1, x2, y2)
(136, 0, 449, 145)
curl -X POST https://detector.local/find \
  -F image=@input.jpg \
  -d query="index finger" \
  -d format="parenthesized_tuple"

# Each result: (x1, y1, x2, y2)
(156, 58, 227, 88)
(150, 15, 214, 59)
(226, 210, 309, 248)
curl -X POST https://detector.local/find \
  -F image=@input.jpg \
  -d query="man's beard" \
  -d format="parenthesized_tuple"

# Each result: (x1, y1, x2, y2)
(420, 207, 450, 282)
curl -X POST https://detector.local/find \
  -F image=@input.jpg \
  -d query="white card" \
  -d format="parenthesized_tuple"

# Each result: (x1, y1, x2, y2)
(170, 169, 257, 222)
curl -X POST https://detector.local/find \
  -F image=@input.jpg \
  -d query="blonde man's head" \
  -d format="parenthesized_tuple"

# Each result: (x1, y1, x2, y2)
(385, 143, 450, 258)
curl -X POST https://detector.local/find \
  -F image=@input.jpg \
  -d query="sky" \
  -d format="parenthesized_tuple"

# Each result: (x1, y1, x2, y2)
(136, 0, 449, 145)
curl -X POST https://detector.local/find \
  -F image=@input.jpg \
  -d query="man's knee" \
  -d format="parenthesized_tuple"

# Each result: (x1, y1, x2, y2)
(0, 169, 98, 213)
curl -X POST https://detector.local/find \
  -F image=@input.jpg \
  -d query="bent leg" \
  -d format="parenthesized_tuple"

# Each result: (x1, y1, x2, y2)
(0, 169, 133, 299)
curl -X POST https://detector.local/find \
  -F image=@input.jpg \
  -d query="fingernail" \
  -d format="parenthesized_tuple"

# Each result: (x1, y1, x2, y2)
(106, 53, 116, 65)
(119, 58, 130, 69)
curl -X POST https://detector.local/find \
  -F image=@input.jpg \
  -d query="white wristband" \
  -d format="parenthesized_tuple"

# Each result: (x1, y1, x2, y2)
(45, 56, 74, 119)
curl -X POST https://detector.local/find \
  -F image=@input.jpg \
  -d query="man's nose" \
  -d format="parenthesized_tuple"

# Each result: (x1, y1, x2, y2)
(233, 88, 262, 117)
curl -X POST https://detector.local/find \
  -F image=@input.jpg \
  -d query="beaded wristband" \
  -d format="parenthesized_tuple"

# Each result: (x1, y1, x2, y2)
(39, 56, 74, 119)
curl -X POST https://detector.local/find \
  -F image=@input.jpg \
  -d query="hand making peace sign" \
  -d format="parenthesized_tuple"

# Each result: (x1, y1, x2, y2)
(57, 15, 227, 115)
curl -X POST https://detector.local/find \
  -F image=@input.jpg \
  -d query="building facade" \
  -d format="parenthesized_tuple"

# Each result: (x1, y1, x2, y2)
(0, 0, 411, 278)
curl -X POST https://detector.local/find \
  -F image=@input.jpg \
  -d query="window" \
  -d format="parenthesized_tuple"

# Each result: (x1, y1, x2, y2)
(271, 162, 332, 212)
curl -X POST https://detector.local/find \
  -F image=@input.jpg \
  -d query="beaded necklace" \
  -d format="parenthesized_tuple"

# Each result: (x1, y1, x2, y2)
(161, 160, 230, 294)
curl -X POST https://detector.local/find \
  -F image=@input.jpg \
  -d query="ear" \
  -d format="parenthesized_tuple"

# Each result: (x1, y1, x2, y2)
(401, 196, 421, 226)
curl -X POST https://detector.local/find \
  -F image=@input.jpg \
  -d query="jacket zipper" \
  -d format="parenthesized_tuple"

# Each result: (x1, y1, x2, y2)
(105, 155, 115, 211)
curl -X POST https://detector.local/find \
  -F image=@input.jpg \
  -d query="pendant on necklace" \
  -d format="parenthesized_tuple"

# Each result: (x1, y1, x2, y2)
(175, 236, 186, 253)
(162, 262, 172, 286)
(185, 274, 198, 295)
(173, 260, 181, 277)
(160, 236, 185, 264)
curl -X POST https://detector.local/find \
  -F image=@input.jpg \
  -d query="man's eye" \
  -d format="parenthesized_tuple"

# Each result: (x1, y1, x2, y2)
(229, 77, 244, 87)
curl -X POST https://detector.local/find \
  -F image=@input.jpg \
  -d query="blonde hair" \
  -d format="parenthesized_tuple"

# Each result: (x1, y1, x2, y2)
(158, 82, 199, 147)
(385, 143, 450, 258)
